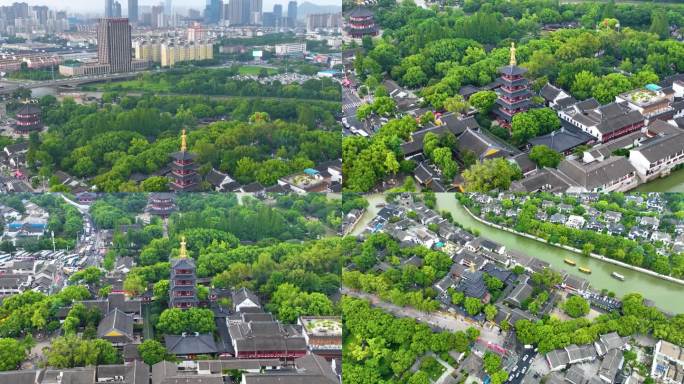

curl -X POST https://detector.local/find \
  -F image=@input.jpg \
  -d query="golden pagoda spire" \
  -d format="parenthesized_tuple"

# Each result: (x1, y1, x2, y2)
(509, 42, 517, 66)
(180, 129, 187, 152)
(179, 235, 188, 258)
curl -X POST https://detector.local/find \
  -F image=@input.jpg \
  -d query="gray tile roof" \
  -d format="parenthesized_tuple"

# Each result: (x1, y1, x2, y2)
(557, 157, 636, 191)
(632, 129, 684, 162)
(228, 313, 307, 354)
(242, 354, 338, 384)
(400, 116, 480, 156)
(97, 308, 134, 342)
(598, 348, 623, 382)
(458, 128, 511, 160)
(529, 124, 594, 153)
(233, 287, 261, 309)
(164, 334, 218, 355)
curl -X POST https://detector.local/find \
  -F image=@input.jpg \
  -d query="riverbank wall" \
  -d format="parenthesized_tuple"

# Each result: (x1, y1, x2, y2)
(461, 204, 684, 287)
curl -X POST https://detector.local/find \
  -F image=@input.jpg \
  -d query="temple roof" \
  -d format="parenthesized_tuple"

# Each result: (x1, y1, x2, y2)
(170, 151, 197, 161)
(17, 104, 41, 115)
(499, 65, 528, 76)
(348, 6, 374, 18)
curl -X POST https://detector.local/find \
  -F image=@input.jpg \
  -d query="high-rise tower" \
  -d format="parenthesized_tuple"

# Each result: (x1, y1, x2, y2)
(105, 0, 114, 17)
(127, 0, 138, 23)
(112, 1, 122, 17)
(97, 18, 132, 73)
(287, 1, 297, 26)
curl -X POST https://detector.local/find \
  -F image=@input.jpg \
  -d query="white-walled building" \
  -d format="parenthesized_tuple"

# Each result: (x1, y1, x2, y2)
(629, 121, 684, 182)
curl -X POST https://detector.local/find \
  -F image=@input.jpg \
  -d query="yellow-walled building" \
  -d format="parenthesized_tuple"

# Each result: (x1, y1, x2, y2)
(134, 39, 214, 67)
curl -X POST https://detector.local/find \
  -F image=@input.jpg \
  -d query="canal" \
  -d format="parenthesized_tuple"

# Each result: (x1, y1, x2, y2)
(352, 194, 684, 313)
(634, 168, 684, 192)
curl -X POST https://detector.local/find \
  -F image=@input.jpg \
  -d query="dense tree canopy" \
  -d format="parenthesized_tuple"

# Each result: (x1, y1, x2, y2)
(156, 308, 216, 335)
(343, 296, 479, 383)
(30, 80, 340, 192)
(463, 158, 522, 192)
(563, 295, 591, 318)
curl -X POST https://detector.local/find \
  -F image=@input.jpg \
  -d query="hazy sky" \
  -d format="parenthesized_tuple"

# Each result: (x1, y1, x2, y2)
(13, 0, 340, 15)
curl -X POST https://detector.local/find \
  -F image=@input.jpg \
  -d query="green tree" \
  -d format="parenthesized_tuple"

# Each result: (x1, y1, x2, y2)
(123, 274, 146, 296)
(0, 338, 28, 371)
(141, 176, 170, 192)
(463, 158, 521, 192)
(529, 145, 563, 168)
(267, 283, 334, 323)
(138, 339, 170, 365)
(511, 112, 540, 144)
(451, 291, 465, 305)
(592, 73, 632, 104)
(432, 147, 458, 181)
(444, 95, 470, 114)
(469, 90, 497, 114)
(356, 103, 372, 122)
(484, 304, 498, 322)
(69, 266, 104, 285)
(153, 279, 169, 303)
(563, 295, 590, 318)
(571, 70, 599, 100)
(402, 66, 428, 88)
(46, 335, 119, 368)
(650, 9, 670, 39)
(384, 152, 400, 176)
(464, 297, 483, 316)
(156, 308, 216, 335)
(408, 371, 430, 384)
(423, 132, 440, 159)
(483, 352, 502, 373)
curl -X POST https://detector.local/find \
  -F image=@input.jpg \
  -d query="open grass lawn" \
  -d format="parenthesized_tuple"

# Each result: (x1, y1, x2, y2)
(238, 65, 278, 76)
(100, 77, 171, 93)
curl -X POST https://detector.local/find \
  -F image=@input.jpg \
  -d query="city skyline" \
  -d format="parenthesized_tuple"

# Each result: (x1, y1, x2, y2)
(8, 0, 339, 15)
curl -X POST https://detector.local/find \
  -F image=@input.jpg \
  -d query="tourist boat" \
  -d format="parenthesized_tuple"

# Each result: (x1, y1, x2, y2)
(578, 267, 591, 274)
(611, 272, 625, 281)
(564, 259, 576, 266)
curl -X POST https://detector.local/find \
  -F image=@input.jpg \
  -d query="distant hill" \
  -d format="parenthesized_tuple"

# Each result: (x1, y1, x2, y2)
(297, 2, 342, 19)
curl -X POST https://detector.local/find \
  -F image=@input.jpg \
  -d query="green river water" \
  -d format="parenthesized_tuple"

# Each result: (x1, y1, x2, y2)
(353, 194, 684, 313)
(634, 168, 684, 192)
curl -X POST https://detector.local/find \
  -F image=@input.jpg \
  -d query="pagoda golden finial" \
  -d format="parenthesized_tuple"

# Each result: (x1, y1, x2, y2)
(180, 129, 187, 152)
(179, 235, 188, 258)
(510, 42, 517, 66)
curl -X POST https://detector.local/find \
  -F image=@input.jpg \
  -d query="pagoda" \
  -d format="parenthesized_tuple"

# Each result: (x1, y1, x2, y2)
(346, 1, 378, 39)
(169, 129, 200, 192)
(494, 43, 532, 129)
(169, 236, 198, 309)
(14, 103, 42, 133)
(145, 192, 177, 218)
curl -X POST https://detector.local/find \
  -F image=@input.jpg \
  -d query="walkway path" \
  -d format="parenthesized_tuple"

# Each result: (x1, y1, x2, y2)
(341, 287, 505, 346)
(434, 354, 456, 384)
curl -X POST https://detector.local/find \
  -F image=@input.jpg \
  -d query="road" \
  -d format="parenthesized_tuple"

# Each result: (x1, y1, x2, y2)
(60, 193, 103, 267)
(0, 71, 142, 94)
(508, 349, 538, 384)
(342, 287, 505, 346)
